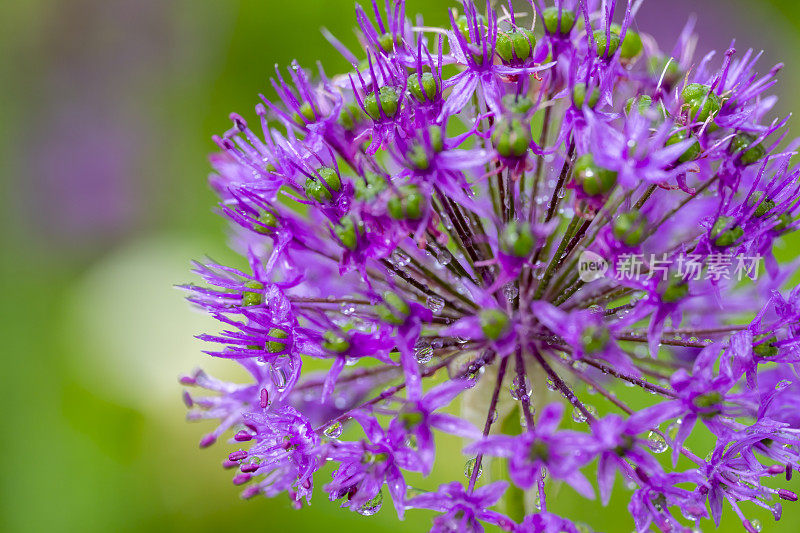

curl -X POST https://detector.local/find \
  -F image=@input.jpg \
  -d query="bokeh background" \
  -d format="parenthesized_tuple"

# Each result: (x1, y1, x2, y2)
(2, 0, 800, 531)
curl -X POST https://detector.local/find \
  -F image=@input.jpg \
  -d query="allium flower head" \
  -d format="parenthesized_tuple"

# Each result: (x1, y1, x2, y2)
(182, 1, 800, 531)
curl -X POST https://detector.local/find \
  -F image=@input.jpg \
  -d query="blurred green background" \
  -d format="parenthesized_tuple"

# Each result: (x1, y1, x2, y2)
(2, 0, 800, 531)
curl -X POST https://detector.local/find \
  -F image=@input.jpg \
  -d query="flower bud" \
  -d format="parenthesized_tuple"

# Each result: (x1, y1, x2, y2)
(242, 280, 264, 306)
(572, 83, 600, 109)
(729, 133, 765, 166)
(378, 32, 399, 53)
(387, 185, 424, 220)
(681, 83, 721, 125)
(492, 117, 531, 158)
(613, 211, 647, 246)
(480, 309, 510, 340)
(364, 86, 400, 120)
(355, 172, 388, 201)
(339, 101, 363, 130)
(428, 126, 444, 153)
(499, 221, 535, 257)
(542, 7, 576, 35)
(573, 154, 617, 196)
(408, 72, 438, 103)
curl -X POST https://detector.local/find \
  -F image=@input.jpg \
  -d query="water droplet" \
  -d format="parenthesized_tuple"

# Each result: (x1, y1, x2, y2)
(356, 491, 383, 516)
(391, 250, 410, 267)
(502, 282, 519, 301)
(572, 405, 596, 423)
(340, 302, 356, 316)
(749, 519, 762, 532)
(425, 294, 445, 314)
(324, 422, 343, 438)
(647, 431, 668, 453)
(434, 247, 452, 266)
(572, 407, 587, 423)
(509, 375, 531, 400)
(776, 379, 792, 390)
(270, 366, 287, 390)
(666, 419, 682, 440)
(414, 340, 433, 363)
(464, 457, 482, 478)
(546, 377, 557, 391)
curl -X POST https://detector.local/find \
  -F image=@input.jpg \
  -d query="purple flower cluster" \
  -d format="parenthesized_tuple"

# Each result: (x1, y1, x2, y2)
(182, 1, 800, 531)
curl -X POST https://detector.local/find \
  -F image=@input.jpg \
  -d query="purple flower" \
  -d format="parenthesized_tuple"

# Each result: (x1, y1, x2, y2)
(183, 0, 800, 530)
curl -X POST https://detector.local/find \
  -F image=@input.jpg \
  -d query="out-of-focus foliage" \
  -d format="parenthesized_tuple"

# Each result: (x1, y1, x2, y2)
(1, 1, 799, 531)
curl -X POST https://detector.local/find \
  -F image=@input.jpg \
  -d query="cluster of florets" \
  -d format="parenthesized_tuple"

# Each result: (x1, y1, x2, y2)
(181, 1, 800, 531)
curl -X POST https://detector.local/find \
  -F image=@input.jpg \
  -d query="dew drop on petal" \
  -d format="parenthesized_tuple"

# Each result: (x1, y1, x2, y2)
(503, 282, 519, 301)
(464, 457, 482, 478)
(749, 519, 762, 532)
(356, 491, 383, 516)
(647, 431, 668, 453)
(324, 422, 343, 438)
(426, 295, 445, 314)
(414, 340, 433, 363)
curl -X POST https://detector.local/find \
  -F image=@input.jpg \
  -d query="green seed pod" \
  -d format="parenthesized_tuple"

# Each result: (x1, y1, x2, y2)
(355, 172, 388, 201)
(456, 15, 471, 42)
(710, 216, 743, 247)
(479, 309, 510, 340)
(491, 117, 531, 158)
(242, 280, 264, 307)
(305, 167, 341, 203)
(681, 83, 721, 125)
(266, 327, 289, 353)
(610, 24, 643, 59)
(499, 221, 535, 258)
(728, 133, 766, 166)
(748, 191, 775, 218)
(648, 55, 681, 85)
(339, 101, 363, 130)
(613, 211, 648, 246)
(378, 32, 398, 53)
(573, 154, 617, 196)
(364, 86, 400, 120)
(495, 32, 514, 63)
(428, 126, 444, 153)
(661, 275, 689, 303)
(323, 330, 350, 353)
(502, 94, 534, 115)
(694, 391, 723, 418)
(581, 325, 610, 353)
(255, 211, 278, 235)
(753, 335, 779, 358)
(625, 95, 652, 116)
(774, 213, 794, 233)
(572, 83, 600, 109)
(542, 7, 576, 35)
(375, 291, 411, 325)
(387, 185, 424, 220)
(593, 30, 620, 57)
(497, 29, 535, 62)
(666, 130, 701, 163)
(293, 102, 317, 125)
(334, 217, 358, 250)
(407, 145, 430, 171)
(407, 72, 438, 103)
